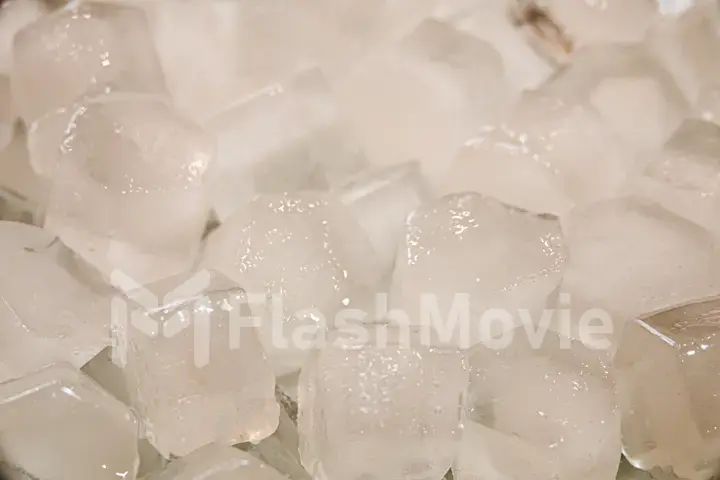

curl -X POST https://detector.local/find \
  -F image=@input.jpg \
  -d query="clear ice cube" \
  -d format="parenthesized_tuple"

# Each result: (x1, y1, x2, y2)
(635, 120, 720, 235)
(0, 221, 111, 383)
(541, 44, 689, 151)
(443, 92, 633, 216)
(339, 18, 512, 186)
(298, 326, 468, 480)
(617, 297, 720, 480)
(336, 162, 432, 275)
(561, 197, 720, 349)
(0, 0, 47, 76)
(117, 271, 279, 458)
(0, 363, 139, 480)
(204, 192, 381, 376)
(42, 95, 213, 285)
(146, 444, 288, 480)
(11, 1, 167, 123)
(456, 331, 620, 480)
(203, 68, 366, 221)
(390, 192, 566, 348)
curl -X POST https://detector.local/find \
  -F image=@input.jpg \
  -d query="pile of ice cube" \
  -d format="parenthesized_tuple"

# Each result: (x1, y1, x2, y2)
(1, 0, 720, 478)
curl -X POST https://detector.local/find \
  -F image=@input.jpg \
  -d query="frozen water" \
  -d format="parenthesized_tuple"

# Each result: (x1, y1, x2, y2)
(0, 0, 47, 76)
(617, 297, 720, 480)
(541, 44, 689, 151)
(204, 68, 366, 221)
(561, 197, 720, 349)
(443, 92, 634, 216)
(390, 192, 566, 348)
(118, 271, 279, 458)
(42, 95, 213, 285)
(339, 18, 513, 186)
(456, 331, 620, 480)
(11, 1, 167, 124)
(298, 326, 468, 480)
(0, 363, 139, 480)
(0, 221, 111, 383)
(147, 444, 288, 480)
(635, 120, 720, 235)
(336, 162, 432, 275)
(0, 127, 49, 224)
(204, 192, 381, 376)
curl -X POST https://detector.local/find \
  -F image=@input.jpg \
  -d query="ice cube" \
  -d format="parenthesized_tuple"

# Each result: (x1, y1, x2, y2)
(443, 92, 633, 216)
(635, 120, 720, 235)
(11, 1, 167, 123)
(339, 19, 513, 186)
(0, 221, 112, 383)
(146, 444, 288, 480)
(0, 363, 139, 480)
(541, 44, 689, 151)
(148, 0, 311, 121)
(616, 297, 720, 480)
(203, 192, 381, 376)
(116, 271, 279, 458)
(561, 197, 720, 349)
(336, 162, 432, 275)
(647, 4, 720, 105)
(389, 192, 566, 348)
(0, 0, 47, 76)
(204, 68, 366, 221)
(42, 95, 213, 285)
(438, 0, 555, 90)
(298, 326, 468, 480)
(456, 331, 620, 480)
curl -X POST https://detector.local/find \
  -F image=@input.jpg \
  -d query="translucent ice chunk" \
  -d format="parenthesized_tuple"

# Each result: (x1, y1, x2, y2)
(0, 221, 111, 383)
(336, 162, 432, 274)
(147, 444, 288, 480)
(117, 271, 279, 458)
(541, 44, 689, 151)
(0, 363, 139, 480)
(204, 68, 366, 221)
(298, 326, 468, 480)
(42, 95, 213, 285)
(561, 197, 720, 349)
(11, 1, 167, 123)
(204, 192, 381, 376)
(456, 332, 620, 480)
(390, 192, 566, 348)
(617, 297, 720, 480)
(635, 120, 720, 234)
(0, 0, 47, 76)
(443, 92, 633, 215)
(339, 19, 513, 186)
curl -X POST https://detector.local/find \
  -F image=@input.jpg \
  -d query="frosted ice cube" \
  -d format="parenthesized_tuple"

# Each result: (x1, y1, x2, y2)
(647, 4, 720, 105)
(635, 120, 720, 234)
(541, 44, 689, 151)
(443, 92, 633, 215)
(298, 326, 468, 480)
(390, 192, 566, 348)
(0, 0, 47, 76)
(204, 192, 381, 376)
(561, 197, 720, 349)
(617, 297, 720, 480)
(336, 162, 432, 274)
(339, 19, 513, 186)
(456, 332, 620, 480)
(204, 68, 366, 221)
(43, 95, 213, 285)
(147, 444, 288, 480)
(0, 363, 139, 480)
(12, 2, 167, 124)
(0, 221, 111, 383)
(117, 271, 279, 458)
